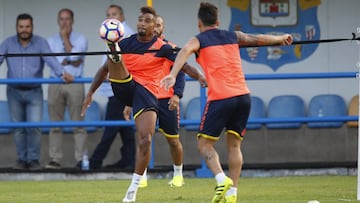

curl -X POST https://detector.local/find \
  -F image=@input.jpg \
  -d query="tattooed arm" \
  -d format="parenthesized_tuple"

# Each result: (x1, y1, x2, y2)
(235, 31, 293, 47)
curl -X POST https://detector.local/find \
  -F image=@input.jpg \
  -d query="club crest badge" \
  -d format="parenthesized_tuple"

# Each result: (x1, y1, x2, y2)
(228, 0, 321, 71)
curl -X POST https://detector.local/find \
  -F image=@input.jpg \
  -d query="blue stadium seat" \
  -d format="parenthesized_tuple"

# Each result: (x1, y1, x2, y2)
(266, 95, 305, 129)
(184, 97, 201, 131)
(307, 94, 346, 128)
(246, 96, 266, 130)
(0, 100, 11, 134)
(83, 101, 101, 132)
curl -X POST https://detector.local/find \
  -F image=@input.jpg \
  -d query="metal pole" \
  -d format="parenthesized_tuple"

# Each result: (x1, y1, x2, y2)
(147, 0, 152, 7)
(356, 26, 360, 201)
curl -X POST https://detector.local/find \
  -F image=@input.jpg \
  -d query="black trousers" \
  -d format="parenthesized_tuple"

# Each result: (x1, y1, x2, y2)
(90, 96, 135, 167)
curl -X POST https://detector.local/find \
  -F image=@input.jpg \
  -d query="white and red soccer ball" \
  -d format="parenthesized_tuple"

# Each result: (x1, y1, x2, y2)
(99, 19, 125, 43)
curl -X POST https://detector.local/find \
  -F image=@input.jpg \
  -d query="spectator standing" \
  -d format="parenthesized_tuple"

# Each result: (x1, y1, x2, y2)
(88, 4, 136, 170)
(0, 13, 72, 170)
(45, 8, 88, 169)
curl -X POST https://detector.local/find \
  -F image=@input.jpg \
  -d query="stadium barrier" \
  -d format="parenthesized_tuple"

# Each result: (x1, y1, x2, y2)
(0, 72, 357, 129)
(0, 72, 358, 176)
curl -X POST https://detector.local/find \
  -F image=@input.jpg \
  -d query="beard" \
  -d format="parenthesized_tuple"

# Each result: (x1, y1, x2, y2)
(154, 31, 162, 37)
(17, 32, 32, 41)
(138, 31, 146, 37)
(137, 27, 147, 37)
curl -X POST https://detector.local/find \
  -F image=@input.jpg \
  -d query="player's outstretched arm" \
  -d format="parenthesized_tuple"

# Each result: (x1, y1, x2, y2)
(235, 31, 293, 47)
(161, 37, 201, 90)
(81, 61, 109, 117)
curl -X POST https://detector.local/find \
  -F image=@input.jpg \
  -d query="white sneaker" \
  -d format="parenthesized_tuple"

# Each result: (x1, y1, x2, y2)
(122, 190, 136, 202)
(106, 41, 122, 63)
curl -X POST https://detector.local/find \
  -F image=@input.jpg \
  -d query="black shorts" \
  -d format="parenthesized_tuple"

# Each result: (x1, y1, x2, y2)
(157, 98, 180, 138)
(198, 94, 251, 140)
(111, 77, 158, 119)
(110, 77, 135, 107)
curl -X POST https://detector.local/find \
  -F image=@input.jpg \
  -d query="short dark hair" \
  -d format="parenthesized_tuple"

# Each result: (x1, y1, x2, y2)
(109, 4, 124, 15)
(16, 13, 33, 26)
(58, 8, 74, 19)
(140, 6, 157, 17)
(198, 2, 218, 26)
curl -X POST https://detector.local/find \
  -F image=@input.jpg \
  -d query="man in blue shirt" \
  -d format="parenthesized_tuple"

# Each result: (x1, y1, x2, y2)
(45, 8, 88, 169)
(0, 13, 73, 170)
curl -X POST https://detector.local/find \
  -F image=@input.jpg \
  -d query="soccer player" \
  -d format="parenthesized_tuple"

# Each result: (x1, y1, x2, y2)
(85, 6, 201, 202)
(82, 6, 204, 201)
(107, 7, 177, 202)
(137, 15, 207, 188)
(160, 2, 293, 203)
(106, 8, 165, 202)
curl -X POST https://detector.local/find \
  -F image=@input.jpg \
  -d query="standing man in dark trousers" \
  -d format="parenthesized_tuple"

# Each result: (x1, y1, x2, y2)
(82, 4, 136, 169)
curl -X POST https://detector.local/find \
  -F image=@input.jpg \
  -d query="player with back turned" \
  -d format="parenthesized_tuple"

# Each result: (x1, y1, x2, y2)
(160, 2, 293, 203)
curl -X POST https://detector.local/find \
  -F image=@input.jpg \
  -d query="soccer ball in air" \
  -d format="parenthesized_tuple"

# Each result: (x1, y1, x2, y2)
(99, 19, 125, 43)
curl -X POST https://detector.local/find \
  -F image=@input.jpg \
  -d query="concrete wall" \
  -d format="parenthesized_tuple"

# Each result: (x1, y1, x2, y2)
(153, 126, 358, 168)
(0, 126, 356, 168)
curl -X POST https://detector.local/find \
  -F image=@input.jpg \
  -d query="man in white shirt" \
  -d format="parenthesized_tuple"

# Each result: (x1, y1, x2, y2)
(45, 8, 88, 169)
(87, 4, 136, 169)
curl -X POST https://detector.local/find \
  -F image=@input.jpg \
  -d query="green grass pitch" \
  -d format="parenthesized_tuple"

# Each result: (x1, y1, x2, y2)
(0, 176, 356, 202)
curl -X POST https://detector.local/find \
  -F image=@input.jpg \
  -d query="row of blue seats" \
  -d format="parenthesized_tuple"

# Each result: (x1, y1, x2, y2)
(0, 100, 101, 134)
(183, 94, 354, 130)
(0, 94, 355, 134)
